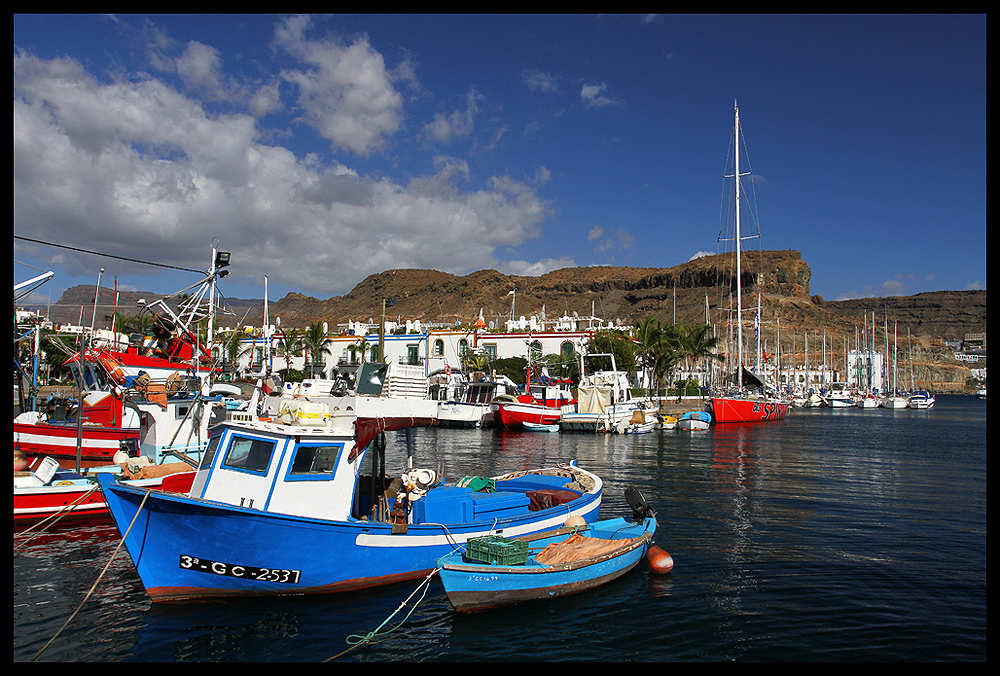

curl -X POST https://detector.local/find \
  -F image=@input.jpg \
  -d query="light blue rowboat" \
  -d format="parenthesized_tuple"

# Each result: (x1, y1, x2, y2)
(437, 489, 656, 613)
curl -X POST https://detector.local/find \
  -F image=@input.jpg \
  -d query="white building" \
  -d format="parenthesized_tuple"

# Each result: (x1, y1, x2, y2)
(846, 349, 886, 394)
(226, 316, 606, 385)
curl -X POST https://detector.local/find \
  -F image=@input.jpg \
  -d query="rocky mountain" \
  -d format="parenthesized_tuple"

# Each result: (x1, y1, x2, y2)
(34, 250, 986, 391)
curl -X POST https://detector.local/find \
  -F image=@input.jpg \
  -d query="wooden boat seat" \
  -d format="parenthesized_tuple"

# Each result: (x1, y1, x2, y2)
(534, 533, 643, 565)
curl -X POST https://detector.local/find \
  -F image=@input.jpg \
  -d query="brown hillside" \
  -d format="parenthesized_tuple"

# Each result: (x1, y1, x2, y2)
(35, 250, 985, 392)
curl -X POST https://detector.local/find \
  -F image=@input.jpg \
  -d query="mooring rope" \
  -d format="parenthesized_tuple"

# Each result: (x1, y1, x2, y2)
(323, 566, 442, 662)
(29, 489, 151, 662)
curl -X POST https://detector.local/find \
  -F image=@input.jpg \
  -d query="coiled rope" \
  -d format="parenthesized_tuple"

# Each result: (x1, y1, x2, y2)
(28, 489, 151, 662)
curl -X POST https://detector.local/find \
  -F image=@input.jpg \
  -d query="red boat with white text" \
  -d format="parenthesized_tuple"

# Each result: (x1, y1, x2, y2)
(707, 103, 789, 426)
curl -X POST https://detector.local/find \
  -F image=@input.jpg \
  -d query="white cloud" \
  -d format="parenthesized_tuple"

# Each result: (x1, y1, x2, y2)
(523, 68, 560, 94)
(423, 88, 483, 145)
(13, 47, 555, 298)
(499, 257, 576, 277)
(580, 82, 621, 108)
(273, 15, 404, 157)
(175, 41, 227, 97)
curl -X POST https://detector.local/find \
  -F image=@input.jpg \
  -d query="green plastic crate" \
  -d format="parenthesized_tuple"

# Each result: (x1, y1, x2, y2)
(464, 535, 529, 565)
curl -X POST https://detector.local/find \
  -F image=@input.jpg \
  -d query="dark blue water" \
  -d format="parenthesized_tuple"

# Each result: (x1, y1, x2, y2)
(14, 395, 986, 661)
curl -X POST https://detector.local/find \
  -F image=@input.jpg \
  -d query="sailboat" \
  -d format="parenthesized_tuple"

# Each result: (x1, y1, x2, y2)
(883, 321, 908, 408)
(708, 103, 789, 424)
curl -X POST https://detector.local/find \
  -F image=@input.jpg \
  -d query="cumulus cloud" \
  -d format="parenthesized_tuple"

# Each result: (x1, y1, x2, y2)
(580, 82, 621, 108)
(13, 38, 554, 297)
(499, 257, 577, 277)
(273, 15, 404, 157)
(423, 88, 483, 145)
(523, 68, 560, 94)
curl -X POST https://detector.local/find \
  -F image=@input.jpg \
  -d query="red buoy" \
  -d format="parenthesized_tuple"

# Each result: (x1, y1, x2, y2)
(647, 545, 674, 574)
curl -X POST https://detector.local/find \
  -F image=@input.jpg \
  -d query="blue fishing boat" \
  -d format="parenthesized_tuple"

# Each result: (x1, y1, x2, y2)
(96, 403, 603, 602)
(437, 488, 659, 613)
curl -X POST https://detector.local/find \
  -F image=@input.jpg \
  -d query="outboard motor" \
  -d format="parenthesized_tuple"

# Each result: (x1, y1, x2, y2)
(624, 486, 656, 522)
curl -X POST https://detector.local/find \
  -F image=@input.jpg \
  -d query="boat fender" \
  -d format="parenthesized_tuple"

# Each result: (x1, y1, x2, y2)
(563, 515, 587, 529)
(647, 545, 674, 574)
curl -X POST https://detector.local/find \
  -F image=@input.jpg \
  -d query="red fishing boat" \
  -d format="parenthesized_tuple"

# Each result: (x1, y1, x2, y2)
(14, 248, 227, 469)
(490, 394, 563, 429)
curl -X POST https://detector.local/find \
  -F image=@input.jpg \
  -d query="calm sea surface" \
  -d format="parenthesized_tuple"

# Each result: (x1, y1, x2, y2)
(14, 395, 986, 662)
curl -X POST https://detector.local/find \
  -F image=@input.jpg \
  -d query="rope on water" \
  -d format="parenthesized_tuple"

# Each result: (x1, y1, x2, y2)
(14, 483, 101, 549)
(323, 566, 442, 662)
(29, 489, 151, 663)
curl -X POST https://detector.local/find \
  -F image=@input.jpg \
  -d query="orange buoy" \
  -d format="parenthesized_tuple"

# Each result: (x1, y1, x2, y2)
(647, 545, 674, 574)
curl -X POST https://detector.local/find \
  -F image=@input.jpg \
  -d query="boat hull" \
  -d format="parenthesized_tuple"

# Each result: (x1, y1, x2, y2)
(96, 471, 602, 602)
(435, 402, 490, 427)
(14, 419, 137, 469)
(13, 477, 109, 525)
(491, 400, 562, 429)
(709, 397, 789, 423)
(677, 412, 711, 431)
(438, 516, 655, 613)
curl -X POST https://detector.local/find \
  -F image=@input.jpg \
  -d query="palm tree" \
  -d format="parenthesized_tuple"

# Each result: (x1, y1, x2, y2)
(277, 327, 304, 372)
(221, 329, 252, 377)
(632, 317, 683, 398)
(680, 323, 724, 397)
(633, 316, 663, 391)
(301, 322, 332, 377)
(462, 351, 493, 376)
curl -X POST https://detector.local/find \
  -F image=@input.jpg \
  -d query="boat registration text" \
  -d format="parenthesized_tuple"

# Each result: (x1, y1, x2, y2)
(179, 555, 302, 584)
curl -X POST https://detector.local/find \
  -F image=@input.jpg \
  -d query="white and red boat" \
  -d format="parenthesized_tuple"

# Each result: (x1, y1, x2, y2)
(14, 453, 198, 527)
(14, 249, 226, 469)
(14, 456, 109, 526)
(491, 394, 563, 429)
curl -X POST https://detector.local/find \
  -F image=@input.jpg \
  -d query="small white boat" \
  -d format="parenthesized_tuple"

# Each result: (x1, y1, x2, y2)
(677, 411, 711, 431)
(857, 395, 881, 409)
(882, 393, 909, 409)
(908, 390, 936, 409)
(522, 422, 560, 433)
(613, 409, 657, 434)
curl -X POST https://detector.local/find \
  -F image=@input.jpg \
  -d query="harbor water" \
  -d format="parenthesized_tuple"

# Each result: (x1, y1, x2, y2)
(14, 395, 986, 661)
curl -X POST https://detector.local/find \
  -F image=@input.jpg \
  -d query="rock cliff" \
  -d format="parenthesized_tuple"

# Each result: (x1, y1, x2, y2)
(37, 250, 986, 392)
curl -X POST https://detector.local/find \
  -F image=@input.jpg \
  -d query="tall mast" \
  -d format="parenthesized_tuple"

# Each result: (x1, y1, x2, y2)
(735, 102, 743, 384)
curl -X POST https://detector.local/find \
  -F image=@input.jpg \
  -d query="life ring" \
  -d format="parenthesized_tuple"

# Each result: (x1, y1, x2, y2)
(445, 365, 452, 376)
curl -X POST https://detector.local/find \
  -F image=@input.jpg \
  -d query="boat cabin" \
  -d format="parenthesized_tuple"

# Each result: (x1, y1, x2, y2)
(188, 402, 586, 526)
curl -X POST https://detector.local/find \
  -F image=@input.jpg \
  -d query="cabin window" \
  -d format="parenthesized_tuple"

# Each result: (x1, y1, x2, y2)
(201, 434, 223, 469)
(286, 443, 344, 481)
(223, 436, 275, 474)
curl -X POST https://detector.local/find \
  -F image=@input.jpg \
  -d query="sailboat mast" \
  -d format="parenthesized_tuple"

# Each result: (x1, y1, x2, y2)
(734, 102, 743, 385)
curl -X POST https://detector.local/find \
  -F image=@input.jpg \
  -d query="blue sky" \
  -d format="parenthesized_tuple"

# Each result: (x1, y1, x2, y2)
(14, 14, 986, 314)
